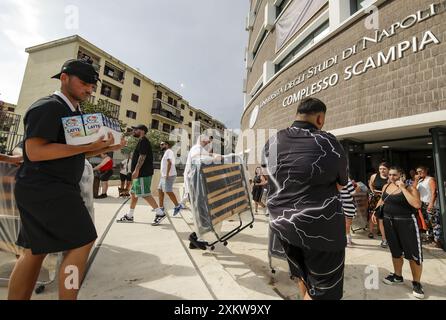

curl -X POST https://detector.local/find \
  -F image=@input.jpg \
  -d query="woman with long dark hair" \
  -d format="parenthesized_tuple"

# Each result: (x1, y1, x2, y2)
(368, 162, 390, 248)
(372, 167, 424, 299)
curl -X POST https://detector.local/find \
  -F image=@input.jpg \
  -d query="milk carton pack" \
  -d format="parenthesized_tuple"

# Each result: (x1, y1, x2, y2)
(62, 113, 122, 146)
(62, 116, 86, 139)
(83, 113, 103, 135)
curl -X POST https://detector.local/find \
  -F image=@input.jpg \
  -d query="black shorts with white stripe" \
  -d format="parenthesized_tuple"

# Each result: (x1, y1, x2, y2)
(383, 215, 423, 265)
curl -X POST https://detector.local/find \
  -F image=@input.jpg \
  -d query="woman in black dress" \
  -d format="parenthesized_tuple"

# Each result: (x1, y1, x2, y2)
(252, 167, 267, 214)
(372, 167, 424, 299)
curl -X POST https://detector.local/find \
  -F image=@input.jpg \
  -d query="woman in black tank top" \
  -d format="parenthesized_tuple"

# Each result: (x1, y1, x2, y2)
(372, 167, 425, 299)
(368, 162, 390, 242)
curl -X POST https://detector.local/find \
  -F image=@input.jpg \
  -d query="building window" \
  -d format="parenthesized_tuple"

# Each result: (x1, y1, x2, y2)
(276, 0, 291, 18)
(173, 100, 178, 107)
(133, 77, 141, 87)
(253, 30, 268, 60)
(168, 97, 174, 105)
(189, 111, 194, 117)
(188, 122, 192, 128)
(126, 110, 137, 120)
(104, 63, 125, 83)
(162, 123, 171, 133)
(351, 0, 375, 14)
(188, 134, 191, 140)
(276, 20, 330, 73)
(131, 94, 139, 103)
(181, 104, 185, 110)
(151, 119, 159, 130)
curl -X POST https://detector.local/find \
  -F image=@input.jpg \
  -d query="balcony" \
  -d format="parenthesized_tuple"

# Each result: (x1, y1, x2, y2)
(97, 99, 121, 119)
(152, 94, 182, 110)
(77, 49, 101, 72)
(196, 114, 213, 129)
(0, 111, 21, 134)
(152, 107, 182, 124)
(152, 99, 182, 123)
(104, 63, 125, 84)
(101, 81, 122, 102)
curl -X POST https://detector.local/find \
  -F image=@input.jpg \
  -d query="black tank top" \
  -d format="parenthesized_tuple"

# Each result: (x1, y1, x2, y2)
(254, 175, 262, 184)
(374, 175, 388, 191)
(383, 190, 416, 218)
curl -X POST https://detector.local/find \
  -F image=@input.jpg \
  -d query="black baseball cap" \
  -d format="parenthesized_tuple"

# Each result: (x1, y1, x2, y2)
(52, 59, 101, 84)
(131, 125, 148, 133)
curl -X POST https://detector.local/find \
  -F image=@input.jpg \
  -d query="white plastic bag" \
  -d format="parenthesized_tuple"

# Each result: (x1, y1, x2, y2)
(80, 160, 95, 223)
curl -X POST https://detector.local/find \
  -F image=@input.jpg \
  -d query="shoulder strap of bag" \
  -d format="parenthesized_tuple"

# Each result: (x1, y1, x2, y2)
(381, 184, 399, 204)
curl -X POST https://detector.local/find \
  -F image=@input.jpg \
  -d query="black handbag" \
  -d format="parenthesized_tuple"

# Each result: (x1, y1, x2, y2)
(375, 204, 385, 219)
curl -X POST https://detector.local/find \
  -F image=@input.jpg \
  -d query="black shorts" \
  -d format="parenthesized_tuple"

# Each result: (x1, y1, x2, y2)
(383, 215, 423, 265)
(99, 170, 113, 182)
(120, 173, 132, 182)
(279, 240, 345, 300)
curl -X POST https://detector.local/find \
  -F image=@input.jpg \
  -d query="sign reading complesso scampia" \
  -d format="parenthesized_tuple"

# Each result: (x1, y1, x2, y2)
(250, 1, 444, 123)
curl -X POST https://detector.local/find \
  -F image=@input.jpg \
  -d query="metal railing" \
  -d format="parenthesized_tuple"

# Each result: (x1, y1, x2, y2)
(0, 132, 24, 155)
(151, 107, 182, 123)
(0, 111, 21, 134)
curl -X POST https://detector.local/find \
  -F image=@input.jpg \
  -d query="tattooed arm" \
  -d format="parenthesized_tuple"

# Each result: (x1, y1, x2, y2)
(132, 155, 147, 180)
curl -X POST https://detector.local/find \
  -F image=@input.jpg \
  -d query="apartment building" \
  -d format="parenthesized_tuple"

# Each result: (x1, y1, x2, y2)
(14, 35, 228, 149)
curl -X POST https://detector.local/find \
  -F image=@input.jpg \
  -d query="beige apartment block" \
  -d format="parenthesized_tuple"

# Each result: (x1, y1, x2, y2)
(14, 35, 229, 151)
(0, 102, 16, 113)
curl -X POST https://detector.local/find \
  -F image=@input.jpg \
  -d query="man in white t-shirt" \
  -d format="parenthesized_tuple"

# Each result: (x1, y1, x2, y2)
(154, 141, 182, 225)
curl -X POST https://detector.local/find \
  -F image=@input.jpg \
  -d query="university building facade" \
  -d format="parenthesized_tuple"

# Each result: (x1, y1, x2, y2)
(241, 0, 446, 245)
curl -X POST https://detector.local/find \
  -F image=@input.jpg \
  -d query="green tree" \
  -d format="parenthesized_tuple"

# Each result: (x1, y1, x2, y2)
(81, 100, 127, 132)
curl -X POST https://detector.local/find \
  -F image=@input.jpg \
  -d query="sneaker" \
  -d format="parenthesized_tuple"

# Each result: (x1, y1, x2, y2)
(152, 214, 167, 226)
(368, 233, 374, 239)
(381, 240, 388, 248)
(173, 204, 184, 217)
(412, 282, 425, 299)
(383, 273, 404, 285)
(347, 235, 354, 247)
(116, 215, 134, 223)
(96, 194, 108, 199)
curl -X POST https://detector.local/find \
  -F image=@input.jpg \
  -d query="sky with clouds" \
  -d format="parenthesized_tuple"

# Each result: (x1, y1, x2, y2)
(0, 0, 249, 128)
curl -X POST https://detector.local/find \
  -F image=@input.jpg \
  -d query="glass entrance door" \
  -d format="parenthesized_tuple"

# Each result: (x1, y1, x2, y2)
(430, 128, 446, 251)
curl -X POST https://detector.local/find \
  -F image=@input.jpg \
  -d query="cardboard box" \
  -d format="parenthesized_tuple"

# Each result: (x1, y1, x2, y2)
(62, 113, 122, 146)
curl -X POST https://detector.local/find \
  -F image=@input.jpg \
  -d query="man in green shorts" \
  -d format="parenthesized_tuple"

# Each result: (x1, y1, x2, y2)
(117, 125, 164, 223)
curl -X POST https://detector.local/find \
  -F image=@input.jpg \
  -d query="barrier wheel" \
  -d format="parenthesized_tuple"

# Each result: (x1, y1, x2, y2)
(211, 246, 215, 251)
(272, 269, 276, 274)
(250, 225, 254, 229)
(35, 285, 45, 295)
(223, 241, 228, 247)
